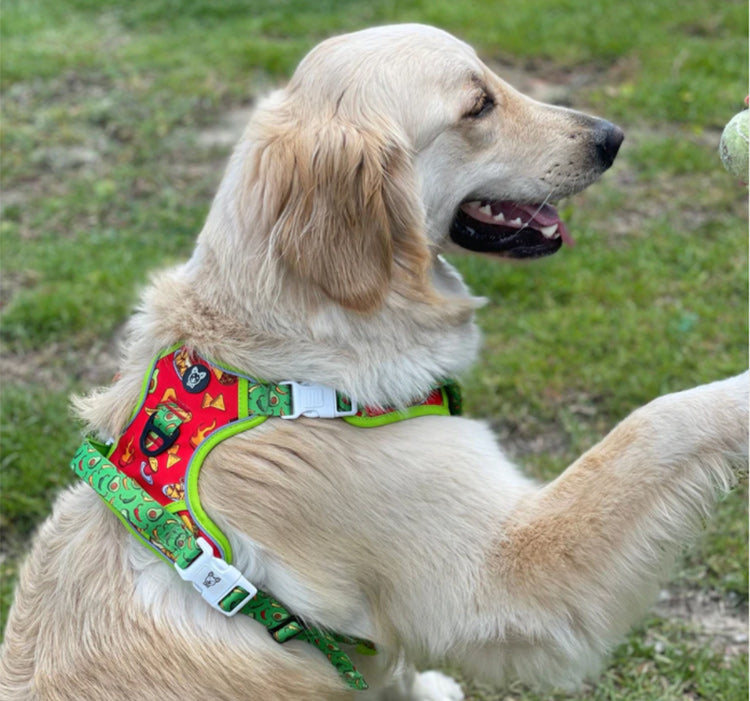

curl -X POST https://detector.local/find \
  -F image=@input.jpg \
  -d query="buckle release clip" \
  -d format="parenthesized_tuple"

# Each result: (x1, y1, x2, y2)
(280, 381, 357, 419)
(175, 537, 257, 616)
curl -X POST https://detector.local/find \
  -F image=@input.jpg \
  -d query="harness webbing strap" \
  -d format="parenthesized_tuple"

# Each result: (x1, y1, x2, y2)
(73, 440, 200, 569)
(71, 440, 371, 691)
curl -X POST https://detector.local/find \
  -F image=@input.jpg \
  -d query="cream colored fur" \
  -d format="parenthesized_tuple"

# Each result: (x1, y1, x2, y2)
(1, 24, 747, 701)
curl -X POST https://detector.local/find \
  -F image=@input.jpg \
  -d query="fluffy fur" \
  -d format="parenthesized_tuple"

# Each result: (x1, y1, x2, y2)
(1, 24, 747, 701)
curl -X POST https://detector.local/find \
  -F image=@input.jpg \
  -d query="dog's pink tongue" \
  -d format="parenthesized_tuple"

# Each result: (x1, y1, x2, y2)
(512, 203, 575, 247)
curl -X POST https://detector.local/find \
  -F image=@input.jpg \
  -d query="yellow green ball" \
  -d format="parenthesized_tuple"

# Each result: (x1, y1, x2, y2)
(719, 109, 749, 180)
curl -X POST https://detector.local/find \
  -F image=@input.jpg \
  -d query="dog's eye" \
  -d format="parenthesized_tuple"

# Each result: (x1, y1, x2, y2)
(466, 93, 495, 119)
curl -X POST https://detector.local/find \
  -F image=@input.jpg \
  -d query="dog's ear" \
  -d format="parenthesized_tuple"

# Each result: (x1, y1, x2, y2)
(257, 117, 426, 312)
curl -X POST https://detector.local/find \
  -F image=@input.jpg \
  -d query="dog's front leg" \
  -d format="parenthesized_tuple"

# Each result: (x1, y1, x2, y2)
(464, 373, 748, 688)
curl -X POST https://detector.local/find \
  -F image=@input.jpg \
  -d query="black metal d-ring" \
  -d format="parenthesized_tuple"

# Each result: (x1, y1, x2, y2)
(139, 414, 180, 456)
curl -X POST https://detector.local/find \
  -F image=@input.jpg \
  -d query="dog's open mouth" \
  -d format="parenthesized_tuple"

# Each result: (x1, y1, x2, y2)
(450, 200, 574, 259)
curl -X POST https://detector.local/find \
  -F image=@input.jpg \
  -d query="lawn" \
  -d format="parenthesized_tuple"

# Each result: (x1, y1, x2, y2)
(1, 1, 747, 698)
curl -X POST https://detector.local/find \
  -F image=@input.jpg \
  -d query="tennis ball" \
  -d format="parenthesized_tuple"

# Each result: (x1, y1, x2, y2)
(719, 109, 749, 180)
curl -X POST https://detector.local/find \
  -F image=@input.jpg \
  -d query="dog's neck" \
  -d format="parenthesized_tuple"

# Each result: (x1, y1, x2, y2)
(135, 248, 482, 408)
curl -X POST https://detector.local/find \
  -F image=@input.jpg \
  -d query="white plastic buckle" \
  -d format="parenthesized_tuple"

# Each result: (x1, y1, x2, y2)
(280, 381, 358, 419)
(175, 537, 257, 616)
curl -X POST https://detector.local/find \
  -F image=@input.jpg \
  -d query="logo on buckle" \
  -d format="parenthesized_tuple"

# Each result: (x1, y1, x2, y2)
(203, 571, 222, 588)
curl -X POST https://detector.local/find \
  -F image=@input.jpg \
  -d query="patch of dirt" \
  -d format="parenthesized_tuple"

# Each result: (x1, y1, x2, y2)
(488, 59, 608, 107)
(1, 331, 123, 394)
(0, 269, 41, 310)
(495, 421, 572, 462)
(30, 145, 102, 172)
(196, 106, 255, 149)
(653, 587, 749, 658)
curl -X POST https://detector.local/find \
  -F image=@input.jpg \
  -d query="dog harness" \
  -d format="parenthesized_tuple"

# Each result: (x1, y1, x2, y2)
(71, 344, 461, 691)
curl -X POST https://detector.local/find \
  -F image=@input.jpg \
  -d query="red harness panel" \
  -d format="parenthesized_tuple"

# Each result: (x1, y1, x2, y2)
(108, 347, 242, 558)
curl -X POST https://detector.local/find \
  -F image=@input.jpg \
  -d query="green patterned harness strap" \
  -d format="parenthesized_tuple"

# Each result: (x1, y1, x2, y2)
(72, 440, 373, 691)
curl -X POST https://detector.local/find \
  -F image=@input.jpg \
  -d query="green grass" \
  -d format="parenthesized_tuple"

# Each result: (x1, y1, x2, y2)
(1, 0, 747, 697)
(0, 385, 80, 539)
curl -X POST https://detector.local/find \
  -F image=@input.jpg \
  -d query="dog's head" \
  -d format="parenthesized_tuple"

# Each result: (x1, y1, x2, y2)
(219, 24, 622, 314)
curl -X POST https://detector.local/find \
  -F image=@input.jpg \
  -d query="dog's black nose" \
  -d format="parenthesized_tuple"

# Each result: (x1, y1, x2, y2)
(595, 121, 625, 169)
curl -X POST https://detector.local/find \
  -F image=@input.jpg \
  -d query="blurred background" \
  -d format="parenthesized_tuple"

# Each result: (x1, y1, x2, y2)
(1, 1, 747, 698)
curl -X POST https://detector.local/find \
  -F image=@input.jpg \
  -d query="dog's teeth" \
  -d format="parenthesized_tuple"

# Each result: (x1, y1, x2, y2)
(479, 205, 492, 216)
(541, 224, 559, 238)
(465, 201, 481, 209)
(493, 212, 505, 222)
(510, 217, 523, 226)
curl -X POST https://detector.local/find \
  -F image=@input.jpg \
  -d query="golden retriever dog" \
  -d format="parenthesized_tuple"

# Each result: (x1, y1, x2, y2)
(1, 24, 747, 701)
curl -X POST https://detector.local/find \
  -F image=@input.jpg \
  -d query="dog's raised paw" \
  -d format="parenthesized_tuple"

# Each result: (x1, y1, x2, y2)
(411, 670, 464, 701)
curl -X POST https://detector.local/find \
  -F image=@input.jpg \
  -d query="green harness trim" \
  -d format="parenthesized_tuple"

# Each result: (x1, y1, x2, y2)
(70, 347, 461, 691)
